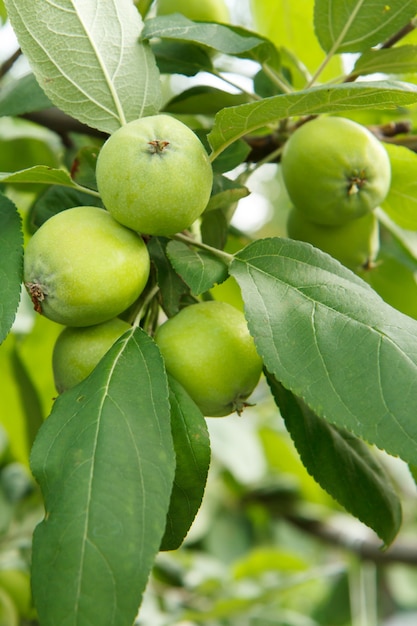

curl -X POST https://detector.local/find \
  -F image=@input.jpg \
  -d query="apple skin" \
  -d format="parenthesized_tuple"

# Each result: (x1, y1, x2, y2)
(95, 115, 213, 236)
(154, 301, 263, 417)
(286, 207, 380, 271)
(281, 116, 391, 226)
(156, 0, 229, 22)
(24, 206, 150, 327)
(52, 318, 131, 393)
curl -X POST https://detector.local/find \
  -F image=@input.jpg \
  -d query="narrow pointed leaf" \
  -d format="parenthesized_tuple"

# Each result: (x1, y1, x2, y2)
(5, 0, 161, 134)
(30, 327, 175, 626)
(147, 237, 192, 317)
(352, 46, 417, 78)
(0, 166, 85, 189)
(314, 0, 417, 54)
(229, 237, 417, 465)
(208, 81, 417, 159)
(267, 374, 402, 545)
(167, 240, 229, 296)
(0, 193, 23, 345)
(160, 376, 210, 551)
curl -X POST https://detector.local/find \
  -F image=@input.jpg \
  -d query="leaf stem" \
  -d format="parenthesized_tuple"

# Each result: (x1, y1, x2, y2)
(261, 63, 294, 94)
(172, 232, 234, 264)
(208, 69, 261, 101)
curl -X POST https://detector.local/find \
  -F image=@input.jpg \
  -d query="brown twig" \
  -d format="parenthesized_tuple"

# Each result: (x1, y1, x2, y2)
(0, 47, 22, 78)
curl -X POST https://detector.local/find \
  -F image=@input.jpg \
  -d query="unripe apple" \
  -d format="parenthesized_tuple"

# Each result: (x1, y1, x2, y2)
(24, 206, 150, 327)
(286, 207, 380, 271)
(95, 115, 213, 236)
(52, 318, 131, 393)
(281, 116, 391, 226)
(156, 0, 230, 22)
(154, 301, 263, 417)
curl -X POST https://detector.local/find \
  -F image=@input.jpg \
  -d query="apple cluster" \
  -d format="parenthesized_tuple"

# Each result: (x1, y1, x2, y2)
(23, 114, 263, 417)
(282, 116, 391, 271)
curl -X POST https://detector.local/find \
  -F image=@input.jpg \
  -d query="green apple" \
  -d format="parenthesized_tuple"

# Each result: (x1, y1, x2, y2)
(286, 207, 380, 271)
(24, 206, 150, 327)
(0, 568, 32, 620)
(0, 588, 18, 626)
(156, 0, 229, 22)
(96, 115, 213, 236)
(154, 301, 263, 417)
(281, 116, 391, 226)
(52, 317, 131, 393)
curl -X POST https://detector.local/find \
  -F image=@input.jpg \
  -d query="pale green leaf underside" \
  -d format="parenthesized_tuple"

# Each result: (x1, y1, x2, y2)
(208, 81, 417, 159)
(314, 0, 417, 54)
(230, 238, 417, 465)
(0, 166, 85, 189)
(30, 328, 175, 626)
(4, 0, 162, 134)
(0, 194, 23, 345)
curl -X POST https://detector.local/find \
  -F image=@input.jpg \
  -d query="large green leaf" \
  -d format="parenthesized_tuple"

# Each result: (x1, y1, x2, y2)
(30, 327, 175, 626)
(229, 237, 417, 465)
(267, 374, 402, 545)
(0, 193, 23, 345)
(314, 0, 417, 54)
(208, 81, 417, 159)
(4, 0, 161, 134)
(160, 376, 210, 551)
(381, 143, 417, 230)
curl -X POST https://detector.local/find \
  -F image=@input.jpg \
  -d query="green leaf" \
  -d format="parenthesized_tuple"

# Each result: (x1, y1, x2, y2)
(229, 237, 417, 465)
(147, 237, 193, 317)
(267, 374, 402, 545)
(0, 73, 51, 117)
(151, 40, 213, 76)
(314, 0, 417, 54)
(208, 81, 417, 159)
(166, 240, 229, 296)
(142, 15, 279, 65)
(164, 86, 250, 116)
(206, 174, 250, 212)
(29, 186, 102, 231)
(0, 166, 87, 189)
(30, 327, 175, 626)
(352, 45, 417, 77)
(0, 194, 23, 345)
(160, 376, 210, 551)
(4, 0, 161, 134)
(381, 143, 417, 230)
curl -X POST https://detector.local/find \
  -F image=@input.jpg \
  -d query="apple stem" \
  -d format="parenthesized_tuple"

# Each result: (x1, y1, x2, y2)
(172, 232, 234, 264)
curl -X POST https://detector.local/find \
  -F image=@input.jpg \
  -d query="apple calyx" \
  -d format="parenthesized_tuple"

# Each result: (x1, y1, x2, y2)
(347, 170, 367, 196)
(148, 140, 170, 155)
(233, 398, 255, 416)
(26, 281, 47, 314)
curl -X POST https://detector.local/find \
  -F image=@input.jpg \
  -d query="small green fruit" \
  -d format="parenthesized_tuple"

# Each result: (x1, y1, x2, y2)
(52, 318, 131, 393)
(156, 0, 229, 22)
(155, 301, 263, 417)
(96, 115, 213, 236)
(281, 116, 391, 226)
(24, 206, 150, 327)
(286, 207, 380, 270)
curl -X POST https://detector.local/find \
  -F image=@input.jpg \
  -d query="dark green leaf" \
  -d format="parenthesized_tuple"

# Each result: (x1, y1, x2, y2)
(30, 327, 175, 626)
(208, 81, 417, 159)
(0, 73, 51, 117)
(70, 145, 101, 191)
(229, 237, 417, 465)
(211, 139, 251, 174)
(206, 174, 250, 212)
(267, 374, 402, 545)
(167, 240, 229, 296)
(160, 376, 210, 551)
(29, 186, 103, 232)
(0, 193, 23, 345)
(201, 209, 228, 250)
(314, 0, 417, 54)
(152, 40, 213, 76)
(148, 237, 193, 317)
(164, 86, 250, 115)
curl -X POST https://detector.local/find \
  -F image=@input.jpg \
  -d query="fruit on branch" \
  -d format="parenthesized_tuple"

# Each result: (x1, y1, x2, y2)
(154, 300, 263, 417)
(24, 206, 150, 327)
(286, 207, 380, 271)
(96, 114, 213, 236)
(156, 0, 230, 22)
(52, 318, 131, 393)
(281, 116, 391, 226)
